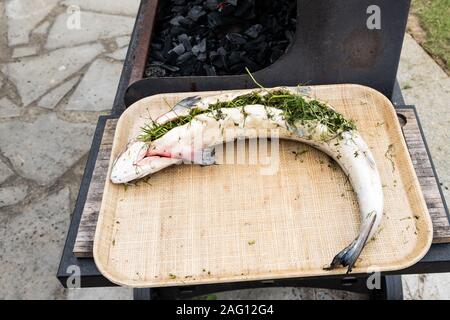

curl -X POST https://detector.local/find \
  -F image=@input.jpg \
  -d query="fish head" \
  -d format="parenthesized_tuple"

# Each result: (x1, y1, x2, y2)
(110, 141, 150, 184)
(110, 141, 182, 184)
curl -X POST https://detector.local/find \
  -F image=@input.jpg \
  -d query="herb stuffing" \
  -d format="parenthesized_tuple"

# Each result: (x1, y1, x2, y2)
(138, 90, 356, 142)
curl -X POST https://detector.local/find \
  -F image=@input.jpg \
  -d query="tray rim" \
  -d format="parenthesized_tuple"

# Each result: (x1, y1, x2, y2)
(94, 83, 433, 288)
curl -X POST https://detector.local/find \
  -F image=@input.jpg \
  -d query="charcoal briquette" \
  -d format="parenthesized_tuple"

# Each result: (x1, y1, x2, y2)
(169, 15, 184, 26)
(192, 38, 207, 55)
(203, 64, 217, 76)
(176, 51, 194, 64)
(188, 5, 206, 21)
(170, 43, 186, 55)
(145, 66, 167, 77)
(225, 33, 246, 45)
(205, 0, 219, 10)
(244, 24, 263, 39)
(177, 34, 192, 51)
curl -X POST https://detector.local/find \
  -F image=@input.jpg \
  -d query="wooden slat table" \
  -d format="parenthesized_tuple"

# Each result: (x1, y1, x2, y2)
(73, 107, 450, 258)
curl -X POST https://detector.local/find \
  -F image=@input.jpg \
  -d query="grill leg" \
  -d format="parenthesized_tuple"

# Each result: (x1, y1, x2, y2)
(133, 288, 158, 300)
(370, 275, 404, 300)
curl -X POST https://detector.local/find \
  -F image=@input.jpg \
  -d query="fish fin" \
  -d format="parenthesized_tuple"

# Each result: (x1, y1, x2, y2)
(324, 211, 377, 273)
(199, 147, 216, 166)
(173, 96, 201, 112)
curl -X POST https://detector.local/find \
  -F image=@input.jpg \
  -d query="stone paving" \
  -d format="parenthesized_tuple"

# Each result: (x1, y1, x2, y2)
(0, 0, 138, 300)
(0, 1, 449, 300)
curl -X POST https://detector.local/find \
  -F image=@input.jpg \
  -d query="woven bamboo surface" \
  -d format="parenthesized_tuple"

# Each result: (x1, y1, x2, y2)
(93, 85, 433, 287)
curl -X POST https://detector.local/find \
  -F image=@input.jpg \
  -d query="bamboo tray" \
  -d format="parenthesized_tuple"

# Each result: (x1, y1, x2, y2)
(94, 84, 433, 288)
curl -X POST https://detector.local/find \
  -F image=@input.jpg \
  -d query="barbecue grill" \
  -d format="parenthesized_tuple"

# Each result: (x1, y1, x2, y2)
(123, 0, 409, 110)
(57, 0, 450, 300)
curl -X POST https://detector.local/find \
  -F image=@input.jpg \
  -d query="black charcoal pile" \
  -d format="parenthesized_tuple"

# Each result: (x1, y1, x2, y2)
(145, 0, 297, 77)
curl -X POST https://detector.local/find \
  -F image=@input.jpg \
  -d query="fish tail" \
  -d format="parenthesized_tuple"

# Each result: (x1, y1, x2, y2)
(324, 211, 377, 273)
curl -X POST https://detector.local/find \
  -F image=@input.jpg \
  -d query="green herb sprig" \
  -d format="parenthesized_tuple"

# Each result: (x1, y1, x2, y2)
(138, 76, 355, 142)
